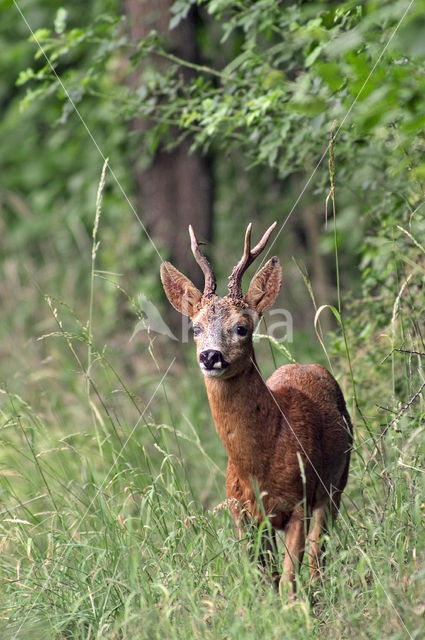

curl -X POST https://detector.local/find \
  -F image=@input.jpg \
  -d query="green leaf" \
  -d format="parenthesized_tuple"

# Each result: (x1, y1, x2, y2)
(30, 28, 51, 43)
(54, 8, 68, 35)
(316, 62, 345, 92)
(16, 67, 36, 86)
(289, 97, 326, 115)
(305, 45, 322, 68)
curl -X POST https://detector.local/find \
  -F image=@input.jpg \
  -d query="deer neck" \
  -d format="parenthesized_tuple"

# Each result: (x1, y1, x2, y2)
(203, 358, 279, 478)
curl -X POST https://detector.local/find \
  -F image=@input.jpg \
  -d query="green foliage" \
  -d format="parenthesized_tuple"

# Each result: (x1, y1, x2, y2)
(17, 1, 425, 175)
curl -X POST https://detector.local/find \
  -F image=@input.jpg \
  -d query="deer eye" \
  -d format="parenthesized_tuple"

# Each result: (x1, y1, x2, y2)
(236, 325, 248, 337)
(193, 325, 202, 337)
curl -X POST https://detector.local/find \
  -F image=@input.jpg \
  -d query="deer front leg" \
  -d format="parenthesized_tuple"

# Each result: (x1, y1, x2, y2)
(308, 489, 343, 580)
(226, 466, 281, 587)
(257, 526, 280, 589)
(280, 507, 306, 597)
(230, 503, 280, 588)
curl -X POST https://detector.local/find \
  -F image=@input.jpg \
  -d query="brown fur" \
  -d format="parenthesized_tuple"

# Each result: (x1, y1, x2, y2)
(160, 235, 352, 596)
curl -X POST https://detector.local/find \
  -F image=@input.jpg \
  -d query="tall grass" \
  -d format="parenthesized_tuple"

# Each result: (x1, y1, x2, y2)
(0, 166, 424, 639)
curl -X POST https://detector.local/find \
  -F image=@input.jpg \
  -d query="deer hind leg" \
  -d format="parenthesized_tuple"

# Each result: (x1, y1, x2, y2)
(280, 507, 306, 597)
(308, 504, 329, 580)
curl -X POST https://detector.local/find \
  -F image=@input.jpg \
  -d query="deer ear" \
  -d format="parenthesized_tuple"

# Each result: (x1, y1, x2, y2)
(160, 262, 203, 317)
(244, 257, 282, 314)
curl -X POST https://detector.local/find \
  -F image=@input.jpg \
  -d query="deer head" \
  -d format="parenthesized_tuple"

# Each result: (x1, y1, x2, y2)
(160, 223, 282, 379)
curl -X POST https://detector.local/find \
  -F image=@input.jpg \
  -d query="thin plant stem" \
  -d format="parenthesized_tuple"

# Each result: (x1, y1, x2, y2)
(87, 158, 109, 395)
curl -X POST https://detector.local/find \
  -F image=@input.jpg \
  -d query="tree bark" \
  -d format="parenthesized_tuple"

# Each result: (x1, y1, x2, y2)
(124, 0, 213, 287)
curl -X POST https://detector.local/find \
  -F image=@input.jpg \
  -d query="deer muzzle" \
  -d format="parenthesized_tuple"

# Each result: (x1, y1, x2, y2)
(199, 349, 229, 376)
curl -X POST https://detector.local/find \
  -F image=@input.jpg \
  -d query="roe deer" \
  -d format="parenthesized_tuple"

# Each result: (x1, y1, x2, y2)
(160, 222, 352, 595)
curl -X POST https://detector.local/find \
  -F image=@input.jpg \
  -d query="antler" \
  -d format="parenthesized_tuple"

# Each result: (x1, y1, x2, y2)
(227, 222, 277, 299)
(189, 225, 217, 298)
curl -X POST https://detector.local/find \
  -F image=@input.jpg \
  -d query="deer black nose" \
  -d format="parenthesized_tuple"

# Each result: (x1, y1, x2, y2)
(199, 349, 228, 370)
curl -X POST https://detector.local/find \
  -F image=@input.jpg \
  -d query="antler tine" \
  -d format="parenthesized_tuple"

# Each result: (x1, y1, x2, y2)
(249, 221, 277, 259)
(189, 225, 217, 298)
(241, 222, 252, 264)
(228, 221, 277, 299)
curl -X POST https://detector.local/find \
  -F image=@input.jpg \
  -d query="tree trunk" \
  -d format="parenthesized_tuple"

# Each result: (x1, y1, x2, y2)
(124, 0, 213, 287)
